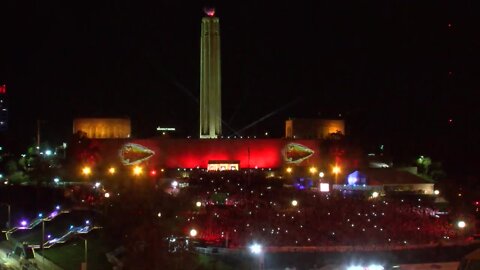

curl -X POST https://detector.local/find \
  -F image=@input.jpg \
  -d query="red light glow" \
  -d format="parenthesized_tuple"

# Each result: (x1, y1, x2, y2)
(204, 7, 215, 17)
(88, 139, 321, 169)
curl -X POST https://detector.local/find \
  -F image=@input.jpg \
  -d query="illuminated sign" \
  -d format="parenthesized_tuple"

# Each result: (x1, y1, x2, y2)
(207, 160, 239, 171)
(282, 143, 314, 164)
(156, 127, 176, 131)
(119, 143, 155, 165)
(320, 183, 330, 192)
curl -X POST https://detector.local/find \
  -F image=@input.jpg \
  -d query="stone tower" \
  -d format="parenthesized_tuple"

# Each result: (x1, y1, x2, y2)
(199, 8, 222, 139)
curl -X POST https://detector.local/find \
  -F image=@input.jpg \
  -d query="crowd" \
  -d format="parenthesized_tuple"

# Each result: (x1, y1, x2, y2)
(180, 171, 468, 248)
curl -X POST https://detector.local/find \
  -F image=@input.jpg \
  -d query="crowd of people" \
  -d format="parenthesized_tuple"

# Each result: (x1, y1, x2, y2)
(179, 171, 469, 248)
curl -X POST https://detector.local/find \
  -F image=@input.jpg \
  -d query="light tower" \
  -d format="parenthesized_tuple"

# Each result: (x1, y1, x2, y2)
(199, 7, 222, 139)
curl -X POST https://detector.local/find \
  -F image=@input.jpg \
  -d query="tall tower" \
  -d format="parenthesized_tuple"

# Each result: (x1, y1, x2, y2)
(199, 7, 222, 139)
(0, 84, 8, 132)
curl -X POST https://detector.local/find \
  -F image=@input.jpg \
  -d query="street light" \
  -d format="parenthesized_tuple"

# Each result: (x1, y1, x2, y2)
(249, 243, 264, 270)
(133, 166, 143, 176)
(249, 243, 262, 254)
(332, 165, 341, 184)
(82, 166, 92, 176)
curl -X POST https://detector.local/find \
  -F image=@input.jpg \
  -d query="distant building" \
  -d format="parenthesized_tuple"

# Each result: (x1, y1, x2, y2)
(0, 84, 8, 132)
(73, 118, 131, 139)
(345, 168, 434, 195)
(285, 119, 345, 139)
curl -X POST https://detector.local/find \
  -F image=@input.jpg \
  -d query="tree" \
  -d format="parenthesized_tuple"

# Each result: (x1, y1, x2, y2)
(416, 156, 432, 175)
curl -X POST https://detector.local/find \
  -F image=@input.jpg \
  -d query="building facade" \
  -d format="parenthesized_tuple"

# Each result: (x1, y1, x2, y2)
(73, 118, 131, 139)
(285, 119, 345, 139)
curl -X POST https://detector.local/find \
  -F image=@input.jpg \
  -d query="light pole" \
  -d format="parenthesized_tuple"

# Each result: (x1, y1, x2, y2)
(249, 243, 264, 270)
(79, 236, 88, 270)
(0, 203, 10, 229)
(85, 238, 88, 270)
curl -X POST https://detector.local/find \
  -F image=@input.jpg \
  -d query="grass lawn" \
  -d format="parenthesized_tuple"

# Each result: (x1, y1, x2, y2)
(42, 233, 111, 270)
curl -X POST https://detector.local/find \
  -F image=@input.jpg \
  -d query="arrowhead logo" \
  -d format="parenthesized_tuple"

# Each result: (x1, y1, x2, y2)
(119, 143, 155, 165)
(283, 143, 314, 164)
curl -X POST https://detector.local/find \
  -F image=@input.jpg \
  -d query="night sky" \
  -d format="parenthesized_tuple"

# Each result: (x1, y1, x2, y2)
(0, 1, 478, 172)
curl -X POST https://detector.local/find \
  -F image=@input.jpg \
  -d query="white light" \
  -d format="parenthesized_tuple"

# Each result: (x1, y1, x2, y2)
(347, 266, 363, 270)
(196, 201, 202, 207)
(190, 229, 198, 237)
(53, 178, 60, 183)
(85, 220, 90, 225)
(95, 182, 101, 188)
(434, 190, 440, 195)
(45, 150, 52, 156)
(319, 172, 325, 178)
(157, 212, 162, 218)
(104, 192, 110, 198)
(172, 181, 178, 188)
(368, 265, 385, 270)
(291, 200, 298, 207)
(249, 243, 262, 254)
(458, 221, 466, 228)
(320, 183, 330, 192)
(372, 191, 379, 198)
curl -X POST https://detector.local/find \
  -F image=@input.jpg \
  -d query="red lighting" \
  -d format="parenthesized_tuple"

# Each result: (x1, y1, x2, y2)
(0, 84, 5, 94)
(88, 139, 321, 170)
(204, 7, 215, 17)
(150, 170, 157, 176)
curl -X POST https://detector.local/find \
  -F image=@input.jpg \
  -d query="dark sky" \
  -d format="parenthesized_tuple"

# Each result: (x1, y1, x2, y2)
(1, 1, 479, 169)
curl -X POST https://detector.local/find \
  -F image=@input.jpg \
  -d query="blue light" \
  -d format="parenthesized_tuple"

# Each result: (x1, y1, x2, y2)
(347, 171, 366, 186)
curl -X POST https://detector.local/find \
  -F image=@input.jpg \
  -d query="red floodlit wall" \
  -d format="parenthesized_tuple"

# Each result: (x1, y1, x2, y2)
(88, 138, 321, 169)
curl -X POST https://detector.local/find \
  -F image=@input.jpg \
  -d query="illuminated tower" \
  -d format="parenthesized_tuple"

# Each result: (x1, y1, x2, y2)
(199, 8, 222, 139)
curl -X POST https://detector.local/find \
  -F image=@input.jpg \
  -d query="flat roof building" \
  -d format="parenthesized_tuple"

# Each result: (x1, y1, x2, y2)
(73, 118, 131, 139)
